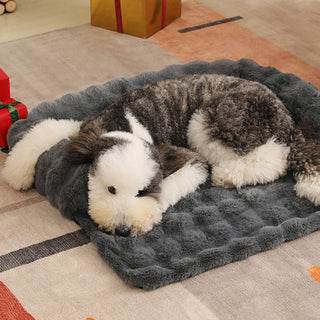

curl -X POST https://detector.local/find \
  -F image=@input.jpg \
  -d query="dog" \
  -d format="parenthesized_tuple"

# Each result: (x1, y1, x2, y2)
(3, 74, 320, 236)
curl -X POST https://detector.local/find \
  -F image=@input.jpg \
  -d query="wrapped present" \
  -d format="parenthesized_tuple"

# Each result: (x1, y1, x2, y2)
(91, 0, 181, 38)
(0, 68, 10, 101)
(0, 98, 28, 149)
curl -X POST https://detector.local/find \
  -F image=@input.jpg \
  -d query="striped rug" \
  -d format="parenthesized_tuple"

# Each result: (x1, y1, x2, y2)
(0, 0, 319, 318)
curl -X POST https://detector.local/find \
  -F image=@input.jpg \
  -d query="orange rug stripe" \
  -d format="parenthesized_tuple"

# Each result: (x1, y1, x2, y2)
(0, 281, 35, 320)
(151, 0, 320, 88)
(308, 266, 320, 284)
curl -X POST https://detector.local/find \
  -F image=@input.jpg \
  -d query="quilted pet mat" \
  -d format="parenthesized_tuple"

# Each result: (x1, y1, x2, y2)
(7, 59, 320, 289)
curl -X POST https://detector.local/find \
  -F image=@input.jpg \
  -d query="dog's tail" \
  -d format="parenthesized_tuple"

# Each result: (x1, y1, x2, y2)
(288, 123, 320, 206)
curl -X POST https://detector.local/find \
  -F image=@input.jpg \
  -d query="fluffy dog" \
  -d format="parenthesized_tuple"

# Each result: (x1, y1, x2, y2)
(3, 74, 320, 236)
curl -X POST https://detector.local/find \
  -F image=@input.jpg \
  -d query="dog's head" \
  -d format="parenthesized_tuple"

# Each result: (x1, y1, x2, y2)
(65, 128, 163, 236)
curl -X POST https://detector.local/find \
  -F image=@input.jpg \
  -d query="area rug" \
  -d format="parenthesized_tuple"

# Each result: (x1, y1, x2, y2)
(7, 58, 320, 290)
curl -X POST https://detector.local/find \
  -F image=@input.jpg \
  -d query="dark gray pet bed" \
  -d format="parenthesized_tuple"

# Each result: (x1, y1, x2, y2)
(8, 59, 320, 290)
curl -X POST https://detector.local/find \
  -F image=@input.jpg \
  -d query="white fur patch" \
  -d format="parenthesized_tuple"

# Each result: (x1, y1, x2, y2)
(187, 111, 290, 188)
(2, 119, 81, 190)
(295, 175, 320, 206)
(159, 160, 208, 212)
(187, 111, 238, 165)
(125, 111, 153, 143)
(88, 132, 162, 235)
(211, 139, 290, 188)
(97, 131, 158, 193)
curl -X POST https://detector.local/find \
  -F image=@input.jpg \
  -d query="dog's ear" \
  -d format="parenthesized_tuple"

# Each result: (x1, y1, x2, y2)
(64, 124, 118, 164)
(155, 144, 207, 178)
(64, 130, 98, 164)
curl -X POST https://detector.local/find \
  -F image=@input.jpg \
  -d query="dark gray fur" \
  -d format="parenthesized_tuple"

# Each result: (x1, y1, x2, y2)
(157, 144, 208, 178)
(7, 59, 320, 290)
(65, 74, 315, 181)
(288, 124, 320, 179)
(78, 74, 293, 149)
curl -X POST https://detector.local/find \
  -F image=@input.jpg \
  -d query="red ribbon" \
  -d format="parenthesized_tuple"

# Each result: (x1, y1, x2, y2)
(114, 0, 123, 33)
(114, 0, 167, 33)
(161, 0, 166, 29)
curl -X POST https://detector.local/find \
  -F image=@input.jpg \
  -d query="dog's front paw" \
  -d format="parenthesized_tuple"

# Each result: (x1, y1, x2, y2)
(129, 197, 163, 236)
(90, 195, 163, 237)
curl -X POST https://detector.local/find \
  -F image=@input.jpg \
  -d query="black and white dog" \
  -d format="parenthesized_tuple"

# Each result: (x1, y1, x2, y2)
(3, 74, 320, 236)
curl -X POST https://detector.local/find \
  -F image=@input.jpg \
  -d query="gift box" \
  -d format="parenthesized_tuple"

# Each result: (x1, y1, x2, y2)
(0, 98, 28, 149)
(91, 0, 181, 38)
(0, 68, 10, 101)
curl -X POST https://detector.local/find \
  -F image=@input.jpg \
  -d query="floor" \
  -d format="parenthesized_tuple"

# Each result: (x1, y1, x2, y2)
(0, 1, 320, 319)
(0, 0, 90, 42)
(201, 0, 320, 70)
(1, 0, 319, 70)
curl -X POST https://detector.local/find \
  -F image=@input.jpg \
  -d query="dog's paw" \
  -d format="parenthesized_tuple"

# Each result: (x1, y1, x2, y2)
(2, 144, 36, 190)
(129, 197, 162, 236)
(295, 175, 320, 206)
(90, 195, 162, 237)
(211, 172, 235, 189)
(211, 166, 237, 189)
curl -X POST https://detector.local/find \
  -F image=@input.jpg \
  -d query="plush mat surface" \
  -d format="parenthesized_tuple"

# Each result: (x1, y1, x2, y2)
(7, 59, 320, 289)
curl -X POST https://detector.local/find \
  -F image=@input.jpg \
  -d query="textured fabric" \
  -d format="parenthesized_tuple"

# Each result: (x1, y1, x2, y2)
(7, 59, 320, 289)
(0, 281, 35, 320)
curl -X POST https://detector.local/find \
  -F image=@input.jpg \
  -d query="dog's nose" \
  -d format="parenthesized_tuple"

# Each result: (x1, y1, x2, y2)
(115, 226, 131, 237)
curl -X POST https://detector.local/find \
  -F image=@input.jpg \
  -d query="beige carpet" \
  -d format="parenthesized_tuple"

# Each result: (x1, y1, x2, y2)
(1, 2, 320, 319)
(0, 24, 180, 110)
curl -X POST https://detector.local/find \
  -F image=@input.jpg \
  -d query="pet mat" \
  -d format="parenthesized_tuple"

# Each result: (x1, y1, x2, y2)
(7, 59, 320, 290)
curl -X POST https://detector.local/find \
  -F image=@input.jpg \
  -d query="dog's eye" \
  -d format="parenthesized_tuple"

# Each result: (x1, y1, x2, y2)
(108, 186, 116, 195)
(136, 190, 146, 197)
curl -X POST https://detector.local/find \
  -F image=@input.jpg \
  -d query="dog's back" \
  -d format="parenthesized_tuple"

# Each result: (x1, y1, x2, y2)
(86, 74, 294, 148)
